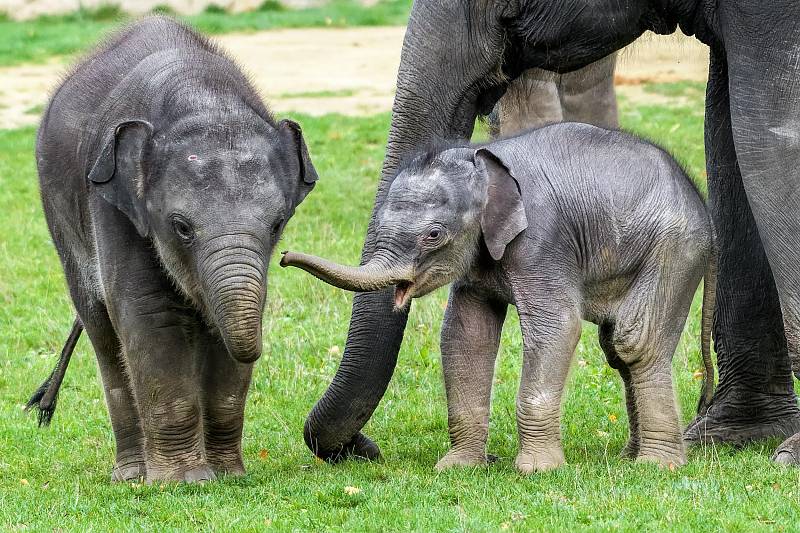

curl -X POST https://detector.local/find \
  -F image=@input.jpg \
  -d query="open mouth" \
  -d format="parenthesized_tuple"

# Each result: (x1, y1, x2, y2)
(394, 281, 414, 310)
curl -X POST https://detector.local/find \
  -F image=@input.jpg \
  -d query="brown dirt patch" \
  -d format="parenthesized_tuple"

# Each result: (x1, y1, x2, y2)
(0, 27, 707, 129)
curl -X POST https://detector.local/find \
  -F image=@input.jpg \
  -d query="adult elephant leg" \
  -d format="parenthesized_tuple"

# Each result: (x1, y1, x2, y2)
(558, 53, 619, 129)
(489, 56, 618, 139)
(489, 68, 562, 137)
(714, 2, 800, 461)
(684, 44, 800, 444)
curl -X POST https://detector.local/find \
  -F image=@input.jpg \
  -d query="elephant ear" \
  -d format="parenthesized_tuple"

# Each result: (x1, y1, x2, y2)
(475, 148, 528, 261)
(279, 119, 319, 206)
(87, 120, 153, 237)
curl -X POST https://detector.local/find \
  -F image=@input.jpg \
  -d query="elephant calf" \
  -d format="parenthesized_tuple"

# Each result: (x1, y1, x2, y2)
(281, 123, 715, 473)
(27, 17, 318, 482)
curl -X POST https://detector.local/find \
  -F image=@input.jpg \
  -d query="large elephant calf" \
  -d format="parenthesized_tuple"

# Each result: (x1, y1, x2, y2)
(282, 123, 715, 473)
(28, 17, 318, 482)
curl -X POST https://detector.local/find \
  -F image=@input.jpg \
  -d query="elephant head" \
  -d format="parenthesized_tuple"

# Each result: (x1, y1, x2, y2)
(281, 147, 526, 307)
(88, 116, 317, 363)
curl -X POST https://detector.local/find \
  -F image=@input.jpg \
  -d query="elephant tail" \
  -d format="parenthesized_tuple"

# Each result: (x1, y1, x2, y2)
(26, 316, 83, 427)
(697, 225, 717, 415)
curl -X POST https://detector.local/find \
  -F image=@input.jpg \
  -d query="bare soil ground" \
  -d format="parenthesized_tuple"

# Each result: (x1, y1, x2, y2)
(0, 27, 708, 129)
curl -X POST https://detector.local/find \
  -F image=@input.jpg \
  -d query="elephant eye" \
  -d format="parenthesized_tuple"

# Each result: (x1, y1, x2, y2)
(271, 217, 285, 236)
(170, 214, 195, 244)
(423, 225, 445, 245)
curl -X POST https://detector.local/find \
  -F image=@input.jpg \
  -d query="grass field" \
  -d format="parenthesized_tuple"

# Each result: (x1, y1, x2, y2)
(0, 0, 413, 67)
(4, 77, 800, 531)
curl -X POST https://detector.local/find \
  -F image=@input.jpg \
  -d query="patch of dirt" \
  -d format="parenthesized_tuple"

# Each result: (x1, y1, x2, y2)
(0, 27, 708, 129)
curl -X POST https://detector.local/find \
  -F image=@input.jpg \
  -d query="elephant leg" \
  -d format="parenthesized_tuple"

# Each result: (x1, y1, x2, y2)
(59, 256, 145, 482)
(490, 67, 562, 137)
(558, 53, 619, 129)
(627, 358, 685, 467)
(715, 3, 800, 461)
(103, 262, 211, 483)
(611, 258, 700, 467)
(122, 318, 210, 483)
(683, 44, 800, 446)
(599, 323, 639, 459)
(83, 305, 146, 482)
(513, 279, 582, 475)
(198, 332, 253, 477)
(435, 285, 506, 471)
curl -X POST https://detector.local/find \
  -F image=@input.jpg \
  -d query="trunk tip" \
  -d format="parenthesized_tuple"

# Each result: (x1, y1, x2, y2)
(279, 250, 292, 268)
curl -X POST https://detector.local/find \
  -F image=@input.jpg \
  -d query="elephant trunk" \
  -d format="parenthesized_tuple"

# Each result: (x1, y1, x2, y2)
(280, 251, 412, 293)
(202, 238, 267, 364)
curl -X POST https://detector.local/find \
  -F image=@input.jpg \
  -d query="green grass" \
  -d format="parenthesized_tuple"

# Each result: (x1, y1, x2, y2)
(0, 0, 413, 67)
(3, 90, 800, 530)
(643, 81, 706, 99)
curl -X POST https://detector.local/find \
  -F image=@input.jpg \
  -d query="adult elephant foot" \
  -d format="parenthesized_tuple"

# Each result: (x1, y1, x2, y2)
(773, 432, 800, 465)
(684, 392, 800, 445)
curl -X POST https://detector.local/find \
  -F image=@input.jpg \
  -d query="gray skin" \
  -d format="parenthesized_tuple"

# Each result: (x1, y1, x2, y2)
(282, 124, 715, 473)
(489, 54, 619, 136)
(31, 16, 317, 483)
(305, 0, 800, 467)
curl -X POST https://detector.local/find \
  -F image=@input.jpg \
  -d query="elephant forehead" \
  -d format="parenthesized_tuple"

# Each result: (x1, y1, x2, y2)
(170, 149, 283, 190)
(389, 169, 453, 206)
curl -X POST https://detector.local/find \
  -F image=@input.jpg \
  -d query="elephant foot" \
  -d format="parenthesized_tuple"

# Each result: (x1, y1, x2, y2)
(434, 450, 492, 471)
(209, 454, 246, 477)
(620, 439, 639, 459)
(773, 432, 800, 465)
(514, 447, 565, 475)
(310, 431, 382, 464)
(635, 450, 686, 469)
(146, 463, 216, 484)
(684, 393, 800, 445)
(111, 459, 146, 482)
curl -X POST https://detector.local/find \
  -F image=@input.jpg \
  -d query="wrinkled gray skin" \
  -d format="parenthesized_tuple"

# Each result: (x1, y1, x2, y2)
(282, 124, 713, 472)
(489, 54, 619, 135)
(306, 0, 800, 467)
(34, 16, 317, 483)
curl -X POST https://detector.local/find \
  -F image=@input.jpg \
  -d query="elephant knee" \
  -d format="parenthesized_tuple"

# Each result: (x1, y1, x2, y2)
(145, 396, 202, 456)
(204, 395, 245, 449)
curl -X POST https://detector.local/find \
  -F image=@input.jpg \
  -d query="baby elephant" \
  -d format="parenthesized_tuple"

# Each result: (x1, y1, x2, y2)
(28, 17, 317, 482)
(281, 123, 715, 473)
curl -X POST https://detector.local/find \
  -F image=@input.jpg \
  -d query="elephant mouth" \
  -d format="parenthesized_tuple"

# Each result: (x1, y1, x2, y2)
(394, 281, 414, 310)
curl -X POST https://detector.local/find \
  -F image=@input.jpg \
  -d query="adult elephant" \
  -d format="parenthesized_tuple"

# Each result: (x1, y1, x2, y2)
(305, 0, 800, 464)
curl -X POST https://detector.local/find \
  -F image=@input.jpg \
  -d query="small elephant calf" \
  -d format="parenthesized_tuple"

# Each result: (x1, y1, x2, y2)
(281, 123, 715, 473)
(28, 17, 317, 482)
